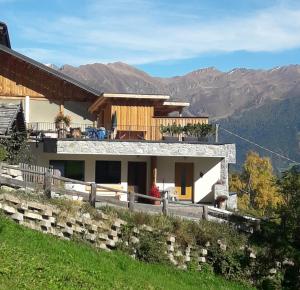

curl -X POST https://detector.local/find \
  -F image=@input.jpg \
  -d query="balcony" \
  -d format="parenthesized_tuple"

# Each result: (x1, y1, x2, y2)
(28, 117, 216, 144)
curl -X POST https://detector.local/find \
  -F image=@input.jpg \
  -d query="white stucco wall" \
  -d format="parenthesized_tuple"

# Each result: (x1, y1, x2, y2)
(64, 101, 94, 124)
(31, 143, 222, 203)
(30, 143, 151, 193)
(156, 156, 222, 203)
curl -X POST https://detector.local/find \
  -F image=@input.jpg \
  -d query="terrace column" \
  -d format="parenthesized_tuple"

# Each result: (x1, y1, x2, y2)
(150, 156, 157, 186)
(24, 95, 30, 123)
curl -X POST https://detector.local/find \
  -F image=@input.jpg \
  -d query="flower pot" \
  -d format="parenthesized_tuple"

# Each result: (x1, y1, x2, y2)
(153, 200, 161, 205)
(198, 136, 209, 142)
(182, 136, 198, 142)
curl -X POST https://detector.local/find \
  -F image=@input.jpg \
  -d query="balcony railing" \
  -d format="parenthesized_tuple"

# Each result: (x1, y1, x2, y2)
(28, 121, 218, 143)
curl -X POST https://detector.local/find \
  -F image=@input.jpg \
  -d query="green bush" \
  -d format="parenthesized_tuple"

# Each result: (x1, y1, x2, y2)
(135, 231, 169, 264)
(0, 144, 7, 161)
(0, 131, 31, 164)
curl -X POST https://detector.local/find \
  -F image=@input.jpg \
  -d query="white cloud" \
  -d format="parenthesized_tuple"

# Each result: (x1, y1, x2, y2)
(15, 0, 300, 65)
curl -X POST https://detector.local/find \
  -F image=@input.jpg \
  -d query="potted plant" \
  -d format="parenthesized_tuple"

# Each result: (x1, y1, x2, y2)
(149, 185, 161, 205)
(54, 112, 71, 129)
(161, 123, 180, 142)
(194, 123, 214, 142)
(182, 123, 198, 142)
(55, 113, 71, 138)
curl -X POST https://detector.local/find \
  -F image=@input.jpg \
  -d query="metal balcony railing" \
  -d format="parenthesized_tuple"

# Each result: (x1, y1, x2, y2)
(28, 122, 218, 143)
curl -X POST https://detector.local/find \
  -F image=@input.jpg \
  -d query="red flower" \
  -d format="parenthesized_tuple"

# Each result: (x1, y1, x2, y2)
(149, 185, 160, 198)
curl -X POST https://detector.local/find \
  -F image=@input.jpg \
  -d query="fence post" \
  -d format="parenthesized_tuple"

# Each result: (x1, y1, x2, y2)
(0, 162, 2, 186)
(89, 182, 96, 208)
(162, 191, 168, 216)
(43, 170, 52, 199)
(202, 205, 208, 220)
(128, 191, 135, 212)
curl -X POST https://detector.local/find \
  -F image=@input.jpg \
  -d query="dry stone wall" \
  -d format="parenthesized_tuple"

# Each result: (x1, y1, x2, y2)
(0, 193, 219, 269)
(0, 193, 295, 285)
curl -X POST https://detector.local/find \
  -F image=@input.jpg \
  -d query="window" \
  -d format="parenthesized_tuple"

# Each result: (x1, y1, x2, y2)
(50, 160, 85, 181)
(95, 161, 121, 184)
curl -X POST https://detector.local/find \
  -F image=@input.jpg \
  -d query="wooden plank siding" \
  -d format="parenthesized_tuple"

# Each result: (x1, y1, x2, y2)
(0, 50, 98, 102)
(111, 103, 155, 140)
(0, 74, 43, 98)
(101, 100, 209, 141)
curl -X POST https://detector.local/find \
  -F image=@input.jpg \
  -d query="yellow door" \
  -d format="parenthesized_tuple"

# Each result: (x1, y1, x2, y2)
(175, 163, 193, 201)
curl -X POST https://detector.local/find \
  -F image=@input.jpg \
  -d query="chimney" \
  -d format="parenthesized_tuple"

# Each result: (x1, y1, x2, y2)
(0, 22, 11, 48)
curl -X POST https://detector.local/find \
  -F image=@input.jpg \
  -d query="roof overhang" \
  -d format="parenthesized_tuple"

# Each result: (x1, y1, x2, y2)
(163, 101, 190, 107)
(103, 93, 170, 100)
(89, 93, 172, 113)
(0, 44, 101, 99)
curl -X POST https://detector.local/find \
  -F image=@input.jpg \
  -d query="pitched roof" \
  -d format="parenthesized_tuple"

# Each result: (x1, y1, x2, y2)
(0, 44, 101, 97)
(0, 103, 24, 135)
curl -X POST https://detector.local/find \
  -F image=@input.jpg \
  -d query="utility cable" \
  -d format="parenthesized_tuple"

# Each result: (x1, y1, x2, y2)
(219, 126, 300, 165)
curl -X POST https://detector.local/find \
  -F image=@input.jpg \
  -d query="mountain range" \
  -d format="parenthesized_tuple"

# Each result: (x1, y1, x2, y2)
(58, 62, 300, 172)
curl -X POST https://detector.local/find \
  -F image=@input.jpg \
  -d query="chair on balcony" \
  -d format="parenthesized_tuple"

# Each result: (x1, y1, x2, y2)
(165, 187, 179, 201)
(96, 127, 107, 140)
(85, 127, 98, 139)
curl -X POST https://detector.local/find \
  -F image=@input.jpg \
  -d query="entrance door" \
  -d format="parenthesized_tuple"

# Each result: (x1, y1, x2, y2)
(175, 163, 193, 201)
(128, 162, 147, 195)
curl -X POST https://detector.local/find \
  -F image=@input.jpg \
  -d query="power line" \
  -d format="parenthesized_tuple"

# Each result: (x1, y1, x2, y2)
(219, 126, 300, 165)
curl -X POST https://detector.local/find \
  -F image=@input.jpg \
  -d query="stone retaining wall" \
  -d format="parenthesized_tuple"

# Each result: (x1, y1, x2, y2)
(0, 193, 229, 269)
(1, 165, 23, 181)
(1, 192, 294, 283)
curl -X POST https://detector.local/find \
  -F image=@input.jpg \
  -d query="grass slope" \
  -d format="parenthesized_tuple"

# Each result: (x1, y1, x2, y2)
(0, 216, 253, 290)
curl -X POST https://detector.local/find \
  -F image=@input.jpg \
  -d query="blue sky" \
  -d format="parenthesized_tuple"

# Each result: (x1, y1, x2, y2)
(1, 0, 300, 77)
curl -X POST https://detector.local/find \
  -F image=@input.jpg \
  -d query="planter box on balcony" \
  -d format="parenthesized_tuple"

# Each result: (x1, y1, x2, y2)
(182, 136, 198, 142)
(198, 136, 209, 142)
(162, 136, 179, 142)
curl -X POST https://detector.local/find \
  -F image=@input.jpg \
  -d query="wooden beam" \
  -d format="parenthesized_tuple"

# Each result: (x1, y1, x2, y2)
(150, 156, 158, 186)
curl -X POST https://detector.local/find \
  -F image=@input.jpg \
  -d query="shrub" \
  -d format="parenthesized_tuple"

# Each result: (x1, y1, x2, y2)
(0, 130, 31, 164)
(208, 246, 245, 281)
(0, 144, 7, 161)
(135, 231, 169, 264)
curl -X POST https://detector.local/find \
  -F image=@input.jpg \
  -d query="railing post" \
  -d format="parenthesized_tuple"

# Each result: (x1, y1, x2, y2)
(202, 205, 208, 220)
(128, 191, 135, 212)
(215, 124, 219, 143)
(89, 182, 97, 208)
(0, 162, 2, 186)
(162, 191, 168, 216)
(43, 170, 52, 199)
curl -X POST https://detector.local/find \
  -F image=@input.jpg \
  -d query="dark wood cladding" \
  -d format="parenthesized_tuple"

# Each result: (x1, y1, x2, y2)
(0, 50, 97, 102)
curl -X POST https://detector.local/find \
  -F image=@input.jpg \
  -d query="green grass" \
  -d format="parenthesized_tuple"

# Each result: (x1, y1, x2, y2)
(0, 216, 254, 290)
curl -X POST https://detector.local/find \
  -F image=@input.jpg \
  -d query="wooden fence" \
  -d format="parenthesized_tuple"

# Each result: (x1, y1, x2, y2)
(0, 162, 260, 231)
(0, 162, 169, 216)
(20, 163, 61, 185)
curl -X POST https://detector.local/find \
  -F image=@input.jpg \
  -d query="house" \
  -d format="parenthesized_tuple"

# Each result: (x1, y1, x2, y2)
(0, 22, 236, 205)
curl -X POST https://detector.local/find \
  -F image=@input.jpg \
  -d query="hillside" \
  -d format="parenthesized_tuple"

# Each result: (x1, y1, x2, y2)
(0, 216, 252, 290)
(219, 96, 300, 171)
(61, 63, 300, 120)
(59, 62, 300, 170)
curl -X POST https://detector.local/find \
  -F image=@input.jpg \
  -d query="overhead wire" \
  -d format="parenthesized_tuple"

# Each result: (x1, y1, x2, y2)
(219, 126, 300, 165)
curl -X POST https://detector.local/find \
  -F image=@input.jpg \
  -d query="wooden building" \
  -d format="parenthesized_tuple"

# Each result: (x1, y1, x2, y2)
(0, 23, 235, 206)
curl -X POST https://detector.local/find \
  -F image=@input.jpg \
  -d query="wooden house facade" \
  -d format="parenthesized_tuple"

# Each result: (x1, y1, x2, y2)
(0, 23, 235, 206)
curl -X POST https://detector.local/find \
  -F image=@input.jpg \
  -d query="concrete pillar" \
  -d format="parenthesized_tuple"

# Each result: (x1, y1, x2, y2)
(25, 96, 30, 123)
(220, 158, 229, 192)
(150, 156, 157, 186)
